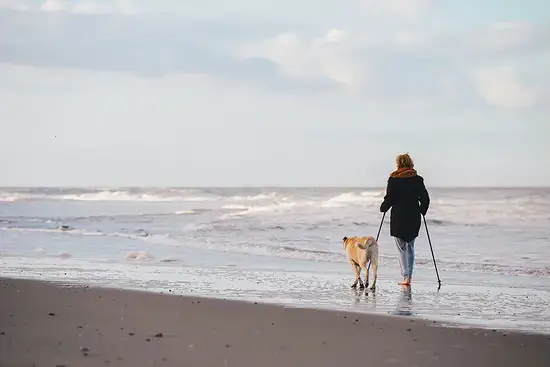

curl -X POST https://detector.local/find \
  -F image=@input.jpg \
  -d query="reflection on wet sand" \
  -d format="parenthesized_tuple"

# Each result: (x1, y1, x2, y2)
(351, 288, 377, 311)
(393, 285, 413, 316)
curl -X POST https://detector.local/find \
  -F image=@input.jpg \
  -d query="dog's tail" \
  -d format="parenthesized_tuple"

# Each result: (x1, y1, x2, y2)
(355, 237, 375, 250)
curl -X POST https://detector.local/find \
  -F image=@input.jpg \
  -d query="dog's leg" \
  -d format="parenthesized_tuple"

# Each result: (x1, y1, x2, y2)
(355, 262, 365, 289)
(371, 259, 378, 291)
(358, 270, 364, 290)
(364, 261, 370, 289)
(359, 263, 368, 290)
(350, 262, 360, 289)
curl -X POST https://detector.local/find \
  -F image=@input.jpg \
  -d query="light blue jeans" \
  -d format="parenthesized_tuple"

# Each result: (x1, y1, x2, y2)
(394, 237, 415, 278)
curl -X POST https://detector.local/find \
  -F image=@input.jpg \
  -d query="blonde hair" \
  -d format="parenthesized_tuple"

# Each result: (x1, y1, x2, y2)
(396, 153, 414, 169)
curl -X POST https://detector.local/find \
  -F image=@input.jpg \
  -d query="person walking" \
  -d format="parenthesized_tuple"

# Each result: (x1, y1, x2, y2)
(380, 153, 430, 286)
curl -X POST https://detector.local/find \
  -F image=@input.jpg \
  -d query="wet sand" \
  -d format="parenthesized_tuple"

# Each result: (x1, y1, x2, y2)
(1, 277, 549, 367)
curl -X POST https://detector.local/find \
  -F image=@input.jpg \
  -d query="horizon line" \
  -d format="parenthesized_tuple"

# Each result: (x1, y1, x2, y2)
(1, 185, 549, 189)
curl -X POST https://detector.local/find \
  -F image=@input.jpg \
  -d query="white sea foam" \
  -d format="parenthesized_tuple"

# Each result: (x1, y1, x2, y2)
(222, 204, 249, 210)
(0, 227, 108, 237)
(221, 202, 298, 218)
(182, 196, 215, 202)
(325, 191, 384, 205)
(0, 194, 19, 202)
(61, 192, 213, 202)
(0, 190, 219, 203)
(180, 223, 213, 232)
(230, 192, 278, 201)
(174, 210, 196, 215)
(1, 228, 63, 234)
(125, 251, 155, 260)
(321, 201, 346, 208)
(62, 192, 156, 201)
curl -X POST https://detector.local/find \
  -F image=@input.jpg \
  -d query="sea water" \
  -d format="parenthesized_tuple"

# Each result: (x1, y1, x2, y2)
(1, 187, 549, 334)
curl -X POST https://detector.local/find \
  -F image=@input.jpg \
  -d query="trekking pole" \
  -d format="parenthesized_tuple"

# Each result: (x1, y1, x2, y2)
(368, 212, 386, 274)
(423, 215, 442, 290)
(375, 212, 386, 242)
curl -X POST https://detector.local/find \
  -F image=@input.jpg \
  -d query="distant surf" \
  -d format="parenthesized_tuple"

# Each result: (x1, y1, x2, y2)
(2, 186, 550, 278)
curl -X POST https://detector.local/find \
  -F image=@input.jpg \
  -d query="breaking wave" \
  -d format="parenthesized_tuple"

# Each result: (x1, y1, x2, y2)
(324, 191, 384, 206)
(220, 202, 299, 218)
(174, 210, 197, 215)
(0, 189, 218, 203)
(229, 192, 279, 201)
(0, 195, 19, 202)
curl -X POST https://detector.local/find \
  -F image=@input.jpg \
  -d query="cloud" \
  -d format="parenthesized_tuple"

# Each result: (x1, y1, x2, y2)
(237, 27, 470, 106)
(0, 0, 29, 11)
(41, 0, 66, 12)
(72, 0, 139, 15)
(462, 21, 550, 56)
(237, 29, 368, 89)
(359, 0, 434, 18)
(0, 10, 315, 92)
(0, 6, 548, 110)
(473, 66, 538, 108)
(392, 29, 427, 47)
(479, 22, 537, 50)
(1, 0, 139, 14)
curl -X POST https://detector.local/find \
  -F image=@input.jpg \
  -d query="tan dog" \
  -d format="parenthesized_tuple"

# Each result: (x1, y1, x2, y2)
(342, 236, 379, 291)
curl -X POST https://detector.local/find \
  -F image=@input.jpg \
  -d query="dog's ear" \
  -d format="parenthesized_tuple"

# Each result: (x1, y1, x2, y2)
(342, 236, 348, 242)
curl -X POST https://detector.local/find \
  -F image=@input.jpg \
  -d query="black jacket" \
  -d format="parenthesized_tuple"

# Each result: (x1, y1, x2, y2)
(380, 170, 430, 242)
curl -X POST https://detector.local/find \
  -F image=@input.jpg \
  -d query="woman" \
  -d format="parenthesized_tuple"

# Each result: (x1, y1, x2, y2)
(380, 153, 430, 286)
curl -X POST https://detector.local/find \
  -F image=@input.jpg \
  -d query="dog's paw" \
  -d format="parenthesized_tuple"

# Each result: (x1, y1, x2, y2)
(370, 285, 376, 292)
(350, 283, 358, 289)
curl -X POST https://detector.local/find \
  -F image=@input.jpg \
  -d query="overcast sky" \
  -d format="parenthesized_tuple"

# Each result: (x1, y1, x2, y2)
(1, 0, 549, 187)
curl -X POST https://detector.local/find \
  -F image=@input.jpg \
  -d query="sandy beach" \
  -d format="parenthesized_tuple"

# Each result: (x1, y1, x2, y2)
(1, 278, 549, 367)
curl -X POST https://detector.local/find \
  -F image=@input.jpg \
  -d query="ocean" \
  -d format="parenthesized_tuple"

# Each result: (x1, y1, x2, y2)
(1, 187, 549, 334)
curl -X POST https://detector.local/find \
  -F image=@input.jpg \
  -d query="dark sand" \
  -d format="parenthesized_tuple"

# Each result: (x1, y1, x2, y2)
(1, 278, 549, 367)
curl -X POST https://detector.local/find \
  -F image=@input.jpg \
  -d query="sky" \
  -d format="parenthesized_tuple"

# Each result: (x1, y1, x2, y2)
(0, 0, 549, 187)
